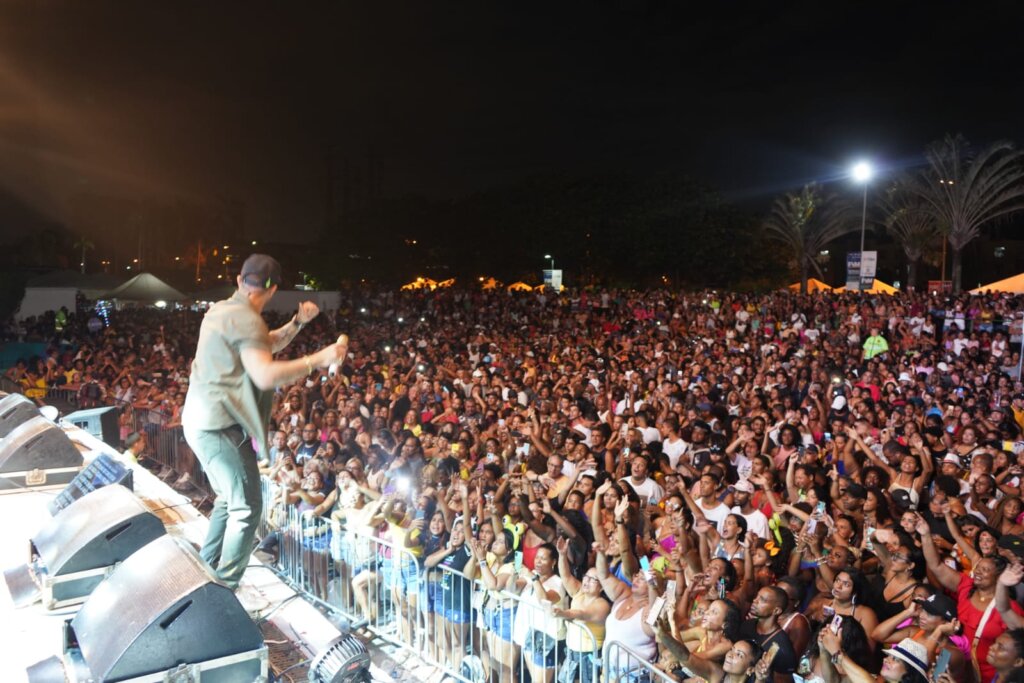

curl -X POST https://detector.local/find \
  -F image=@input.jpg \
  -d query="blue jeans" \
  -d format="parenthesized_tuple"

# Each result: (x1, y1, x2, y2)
(184, 425, 262, 589)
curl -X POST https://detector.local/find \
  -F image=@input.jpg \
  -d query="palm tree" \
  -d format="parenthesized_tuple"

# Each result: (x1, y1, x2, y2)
(73, 236, 95, 274)
(880, 180, 940, 291)
(763, 184, 856, 293)
(907, 134, 1024, 292)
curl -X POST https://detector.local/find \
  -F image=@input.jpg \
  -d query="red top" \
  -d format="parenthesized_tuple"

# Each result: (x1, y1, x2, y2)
(956, 573, 1023, 683)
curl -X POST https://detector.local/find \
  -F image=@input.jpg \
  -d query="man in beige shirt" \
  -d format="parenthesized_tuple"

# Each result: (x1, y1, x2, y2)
(182, 254, 347, 589)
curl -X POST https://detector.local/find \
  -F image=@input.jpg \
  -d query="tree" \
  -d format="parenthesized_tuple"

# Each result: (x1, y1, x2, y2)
(73, 236, 95, 274)
(879, 180, 940, 291)
(908, 134, 1024, 292)
(762, 184, 856, 294)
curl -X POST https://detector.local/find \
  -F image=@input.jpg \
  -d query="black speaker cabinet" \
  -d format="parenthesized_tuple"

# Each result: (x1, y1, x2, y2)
(64, 406, 121, 448)
(67, 535, 267, 682)
(0, 415, 83, 492)
(25, 484, 165, 609)
(0, 392, 40, 438)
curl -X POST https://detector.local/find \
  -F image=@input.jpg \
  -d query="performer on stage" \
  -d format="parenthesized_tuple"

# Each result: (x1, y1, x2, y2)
(182, 254, 348, 589)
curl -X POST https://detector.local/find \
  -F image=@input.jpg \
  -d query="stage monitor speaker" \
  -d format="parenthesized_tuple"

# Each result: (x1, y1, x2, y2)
(64, 406, 120, 448)
(0, 392, 40, 438)
(9, 484, 166, 609)
(65, 535, 267, 682)
(0, 416, 83, 493)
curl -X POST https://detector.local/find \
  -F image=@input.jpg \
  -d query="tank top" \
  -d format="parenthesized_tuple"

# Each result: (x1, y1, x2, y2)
(603, 599, 657, 665)
(521, 541, 540, 571)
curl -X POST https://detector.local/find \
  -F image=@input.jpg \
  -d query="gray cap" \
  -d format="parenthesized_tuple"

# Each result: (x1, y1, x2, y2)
(240, 254, 282, 289)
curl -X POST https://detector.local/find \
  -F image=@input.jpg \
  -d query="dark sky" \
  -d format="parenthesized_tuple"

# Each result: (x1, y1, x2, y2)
(1, 0, 1022, 241)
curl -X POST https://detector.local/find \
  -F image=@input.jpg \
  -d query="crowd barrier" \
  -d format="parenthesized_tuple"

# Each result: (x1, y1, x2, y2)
(258, 482, 616, 683)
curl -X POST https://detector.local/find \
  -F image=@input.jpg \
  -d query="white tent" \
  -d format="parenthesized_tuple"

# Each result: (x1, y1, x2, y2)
(16, 271, 124, 320)
(101, 273, 187, 303)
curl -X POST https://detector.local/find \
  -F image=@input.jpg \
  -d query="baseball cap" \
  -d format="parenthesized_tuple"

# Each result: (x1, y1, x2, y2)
(734, 479, 755, 494)
(918, 593, 956, 621)
(891, 488, 918, 511)
(240, 254, 283, 289)
(692, 420, 711, 432)
(831, 395, 847, 411)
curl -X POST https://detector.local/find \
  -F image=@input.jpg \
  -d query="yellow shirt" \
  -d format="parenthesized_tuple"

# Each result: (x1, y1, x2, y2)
(566, 593, 605, 652)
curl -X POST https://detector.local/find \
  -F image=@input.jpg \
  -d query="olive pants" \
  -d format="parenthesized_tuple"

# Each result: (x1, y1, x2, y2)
(184, 424, 262, 589)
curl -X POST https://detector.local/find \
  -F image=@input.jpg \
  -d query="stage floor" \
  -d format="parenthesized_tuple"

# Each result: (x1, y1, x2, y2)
(0, 424, 349, 682)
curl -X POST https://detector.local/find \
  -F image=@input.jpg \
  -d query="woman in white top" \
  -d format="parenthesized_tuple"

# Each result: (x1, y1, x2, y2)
(595, 539, 657, 679)
(511, 543, 566, 683)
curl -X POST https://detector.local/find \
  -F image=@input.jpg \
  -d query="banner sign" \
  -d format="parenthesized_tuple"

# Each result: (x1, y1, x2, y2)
(542, 269, 563, 290)
(846, 252, 861, 290)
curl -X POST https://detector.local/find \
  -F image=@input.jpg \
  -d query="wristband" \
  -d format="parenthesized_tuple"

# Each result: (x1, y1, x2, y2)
(615, 518, 625, 525)
(292, 316, 304, 330)
(304, 355, 313, 375)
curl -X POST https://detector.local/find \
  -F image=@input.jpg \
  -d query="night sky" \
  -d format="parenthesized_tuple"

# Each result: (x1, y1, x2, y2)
(1, 0, 1022, 242)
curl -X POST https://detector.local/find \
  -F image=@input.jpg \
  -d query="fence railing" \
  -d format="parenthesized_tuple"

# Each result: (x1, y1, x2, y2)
(603, 640, 676, 683)
(258, 485, 606, 683)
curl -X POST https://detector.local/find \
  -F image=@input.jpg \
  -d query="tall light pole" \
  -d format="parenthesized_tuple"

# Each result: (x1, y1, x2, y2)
(851, 161, 873, 254)
(544, 254, 555, 270)
(851, 162, 876, 290)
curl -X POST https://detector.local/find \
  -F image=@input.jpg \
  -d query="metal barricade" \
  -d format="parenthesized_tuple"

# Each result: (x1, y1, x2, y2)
(431, 559, 601, 683)
(269, 512, 426, 663)
(602, 640, 675, 683)
(252, 500, 607, 683)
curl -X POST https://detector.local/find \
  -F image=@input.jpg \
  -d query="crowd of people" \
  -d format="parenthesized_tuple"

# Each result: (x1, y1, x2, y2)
(8, 285, 1024, 683)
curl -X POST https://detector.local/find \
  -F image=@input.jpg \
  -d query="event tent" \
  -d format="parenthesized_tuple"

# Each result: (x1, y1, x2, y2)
(400, 277, 438, 291)
(970, 273, 1024, 294)
(15, 270, 125, 320)
(835, 279, 898, 295)
(101, 273, 187, 303)
(786, 278, 833, 293)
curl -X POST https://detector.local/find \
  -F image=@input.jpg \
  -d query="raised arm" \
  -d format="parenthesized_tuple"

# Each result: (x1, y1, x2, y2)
(653, 618, 723, 683)
(942, 506, 981, 566)
(996, 562, 1024, 629)
(614, 498, 640, 579)
(871, 603, 919, 645)
(555, 537, 582, 596)
(241, 332, 348, 392)
(915, 513, 960, 592)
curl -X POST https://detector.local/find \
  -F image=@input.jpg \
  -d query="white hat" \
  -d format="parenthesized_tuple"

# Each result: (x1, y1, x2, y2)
(898, 372, 912, 383)
(942, 454, 963, 468)
(937, 362, 950, 373)
(831, 395, 847, 411)
(734, 479, 755, 494)
(882, 638, 929, 679)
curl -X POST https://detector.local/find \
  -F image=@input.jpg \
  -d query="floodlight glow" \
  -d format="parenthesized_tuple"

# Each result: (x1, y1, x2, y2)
(851, 161, 873, 183)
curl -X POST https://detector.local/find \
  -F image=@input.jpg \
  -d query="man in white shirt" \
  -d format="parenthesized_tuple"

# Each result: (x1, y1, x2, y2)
(636, 412, 661, 445)
(686, 472, 731, 532)
(620, 454, 664, 504)
(731, 479, 770, 539)
(661, 417, 688, 469)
